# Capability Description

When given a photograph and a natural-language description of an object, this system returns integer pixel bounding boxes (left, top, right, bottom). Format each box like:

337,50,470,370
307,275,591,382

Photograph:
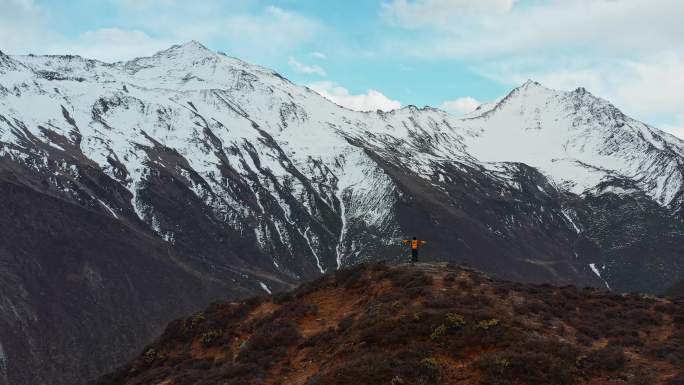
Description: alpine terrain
98,262,684,385
0,41,683,384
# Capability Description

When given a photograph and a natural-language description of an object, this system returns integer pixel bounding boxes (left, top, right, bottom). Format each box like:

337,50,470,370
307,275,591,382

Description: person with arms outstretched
402,236,427,263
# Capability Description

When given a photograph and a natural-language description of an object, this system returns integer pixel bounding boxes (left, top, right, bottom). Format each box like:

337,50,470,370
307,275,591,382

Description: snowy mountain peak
520,79,545,89
0,50,10,68
461,80,684,205
515,80,555,96
3,41,684,385
126,40,219,69
153,40,215,59
573,86,588,95
0,50,27,73
465,80,555,119
115,41,290,92
493,80,610,116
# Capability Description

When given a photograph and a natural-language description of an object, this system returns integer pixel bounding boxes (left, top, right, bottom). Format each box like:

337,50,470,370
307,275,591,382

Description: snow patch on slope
589,263,611,290
259,281,272,295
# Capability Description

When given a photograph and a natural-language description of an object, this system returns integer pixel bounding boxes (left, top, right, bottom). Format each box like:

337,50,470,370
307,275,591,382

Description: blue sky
2,0,683,137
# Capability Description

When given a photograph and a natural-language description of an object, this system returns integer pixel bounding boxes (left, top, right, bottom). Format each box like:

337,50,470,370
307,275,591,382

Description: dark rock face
0,157,294,385
667,279,684,298
363,153,603,287
574,186,684,294
0,43,683,384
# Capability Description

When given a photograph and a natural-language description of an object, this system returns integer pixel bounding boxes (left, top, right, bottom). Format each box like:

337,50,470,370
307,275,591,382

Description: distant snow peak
142,40,218,65
521,79,543,88
460,79,684,205
0,51,19,71
161,40,213,55
574,86,588,95
2,40,684,274
3,41,684,385
515,80,553,96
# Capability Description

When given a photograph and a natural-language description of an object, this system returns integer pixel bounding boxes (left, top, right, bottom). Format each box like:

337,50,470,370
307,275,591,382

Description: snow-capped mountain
462,81,684,205
1,42,683,385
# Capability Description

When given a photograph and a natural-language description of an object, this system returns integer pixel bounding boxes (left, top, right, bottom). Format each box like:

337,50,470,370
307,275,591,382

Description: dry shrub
580,345,627,371
477,338,580,385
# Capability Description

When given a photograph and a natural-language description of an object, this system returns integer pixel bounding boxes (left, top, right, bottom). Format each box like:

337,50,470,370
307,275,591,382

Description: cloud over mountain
308,81,402,112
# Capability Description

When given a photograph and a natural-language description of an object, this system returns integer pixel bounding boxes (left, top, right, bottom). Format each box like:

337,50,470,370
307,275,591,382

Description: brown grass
97,263,684,385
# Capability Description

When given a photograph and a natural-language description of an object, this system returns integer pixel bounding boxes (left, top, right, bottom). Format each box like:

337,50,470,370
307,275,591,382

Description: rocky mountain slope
667,280,684,298
97,262,684,385
1,41,684,384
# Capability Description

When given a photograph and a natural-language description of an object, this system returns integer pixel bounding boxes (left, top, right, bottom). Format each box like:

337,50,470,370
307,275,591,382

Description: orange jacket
403,239,427,250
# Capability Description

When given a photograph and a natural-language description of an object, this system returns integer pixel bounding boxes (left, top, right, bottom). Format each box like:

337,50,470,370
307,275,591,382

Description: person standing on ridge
403,236,427,263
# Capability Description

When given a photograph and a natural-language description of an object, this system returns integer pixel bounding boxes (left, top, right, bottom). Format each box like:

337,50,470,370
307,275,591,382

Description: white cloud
381,0,684,132
63,28,173,62
660,120,684,140
615,55,684,116
308,81,401,112
0,0,52,54
174,6,323,56
1,0,681,134
382,0,516,28
113,5,322,60
384,0,684,58
110,0,177,11
310,52,327,60
288,56,327,76
0,2,322,62
478,53,684,128
441,97,481,115
115,4,324,60
0,0,173,61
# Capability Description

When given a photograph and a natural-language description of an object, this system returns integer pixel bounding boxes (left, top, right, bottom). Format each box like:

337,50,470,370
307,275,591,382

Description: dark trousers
411,248,418,263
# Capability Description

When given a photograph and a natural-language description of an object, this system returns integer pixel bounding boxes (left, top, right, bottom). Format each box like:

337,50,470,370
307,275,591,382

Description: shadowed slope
98,263,684,385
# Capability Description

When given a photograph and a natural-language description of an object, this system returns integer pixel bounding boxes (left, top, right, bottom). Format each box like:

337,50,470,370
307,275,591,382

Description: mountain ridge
96,262,684,385
1,42,683,385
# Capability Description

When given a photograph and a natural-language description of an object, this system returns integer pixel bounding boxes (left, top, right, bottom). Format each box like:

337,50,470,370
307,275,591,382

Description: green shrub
446,313,466,328
143,348,160,364
476,319,500,330
421,357,439,371
200,329,223,347
430,324,447,341
190,311,205,328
